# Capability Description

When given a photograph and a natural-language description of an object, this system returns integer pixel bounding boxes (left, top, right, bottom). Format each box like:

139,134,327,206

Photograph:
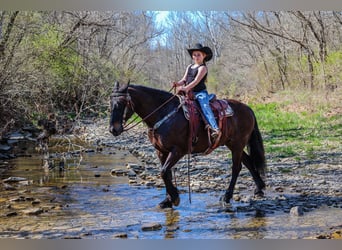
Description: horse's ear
114,81,120,92
123,79,130,93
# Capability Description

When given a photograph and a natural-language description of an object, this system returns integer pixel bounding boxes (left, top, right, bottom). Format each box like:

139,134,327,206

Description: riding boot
206,125,221,141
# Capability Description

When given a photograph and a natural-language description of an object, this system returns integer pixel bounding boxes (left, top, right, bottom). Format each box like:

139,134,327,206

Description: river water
0,141,341,239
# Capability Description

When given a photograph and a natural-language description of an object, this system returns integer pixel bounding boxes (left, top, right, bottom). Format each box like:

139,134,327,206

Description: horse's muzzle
109,122,123,136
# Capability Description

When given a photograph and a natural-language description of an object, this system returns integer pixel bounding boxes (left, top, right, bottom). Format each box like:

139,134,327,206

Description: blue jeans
194,90,219,130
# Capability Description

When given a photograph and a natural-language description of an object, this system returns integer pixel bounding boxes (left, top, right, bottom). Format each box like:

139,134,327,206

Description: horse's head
109,80,134,136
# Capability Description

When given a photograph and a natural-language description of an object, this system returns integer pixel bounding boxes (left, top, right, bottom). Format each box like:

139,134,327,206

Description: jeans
194,90,219,130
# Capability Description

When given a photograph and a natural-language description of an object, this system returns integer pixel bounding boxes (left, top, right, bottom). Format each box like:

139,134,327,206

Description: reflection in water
229,214,268,239
164,209,180,239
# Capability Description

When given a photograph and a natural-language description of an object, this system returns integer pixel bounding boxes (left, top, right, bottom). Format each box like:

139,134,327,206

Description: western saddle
178,92,234,154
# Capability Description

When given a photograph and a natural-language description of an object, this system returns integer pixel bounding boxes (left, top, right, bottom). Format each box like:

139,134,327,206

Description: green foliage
31,24,84,83
250,102,341,160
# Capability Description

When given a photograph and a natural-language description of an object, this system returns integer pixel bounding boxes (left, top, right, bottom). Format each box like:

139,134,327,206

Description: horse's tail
248,115,266,177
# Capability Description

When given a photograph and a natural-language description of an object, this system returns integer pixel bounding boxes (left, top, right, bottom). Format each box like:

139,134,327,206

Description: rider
173,43,220,139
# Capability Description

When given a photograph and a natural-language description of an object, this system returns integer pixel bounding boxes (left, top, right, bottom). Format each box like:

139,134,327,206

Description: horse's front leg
157,149,183,209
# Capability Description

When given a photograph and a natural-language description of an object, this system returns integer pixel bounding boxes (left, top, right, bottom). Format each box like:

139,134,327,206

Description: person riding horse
173,43,220,140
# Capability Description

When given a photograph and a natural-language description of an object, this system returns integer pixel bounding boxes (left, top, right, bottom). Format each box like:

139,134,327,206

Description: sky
154,11,170,28
150,11,170,47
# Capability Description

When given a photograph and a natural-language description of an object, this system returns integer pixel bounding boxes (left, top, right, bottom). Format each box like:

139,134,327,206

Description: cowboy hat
187,43,213,62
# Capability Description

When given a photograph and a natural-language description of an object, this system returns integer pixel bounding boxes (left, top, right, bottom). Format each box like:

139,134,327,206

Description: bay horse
109,81,266,209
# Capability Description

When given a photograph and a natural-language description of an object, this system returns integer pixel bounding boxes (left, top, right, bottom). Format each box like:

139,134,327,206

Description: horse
109,81,266,209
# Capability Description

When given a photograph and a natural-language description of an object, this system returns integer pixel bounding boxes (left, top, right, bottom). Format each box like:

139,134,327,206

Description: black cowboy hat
187,43,213,62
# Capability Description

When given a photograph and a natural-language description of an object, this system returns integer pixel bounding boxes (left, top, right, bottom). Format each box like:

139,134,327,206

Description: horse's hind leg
242,151,266,197
157,149,183,208
223,150,243,203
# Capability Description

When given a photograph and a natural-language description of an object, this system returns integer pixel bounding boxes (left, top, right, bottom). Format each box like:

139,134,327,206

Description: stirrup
211,129,221,141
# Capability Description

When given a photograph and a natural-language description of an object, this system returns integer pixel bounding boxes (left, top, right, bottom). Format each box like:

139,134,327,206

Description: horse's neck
128,87,172,128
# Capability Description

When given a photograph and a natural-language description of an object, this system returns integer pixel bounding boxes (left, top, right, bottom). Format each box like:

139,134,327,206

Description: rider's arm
181,65,207,93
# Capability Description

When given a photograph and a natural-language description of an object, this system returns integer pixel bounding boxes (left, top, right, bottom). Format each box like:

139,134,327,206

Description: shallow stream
0,140,341,239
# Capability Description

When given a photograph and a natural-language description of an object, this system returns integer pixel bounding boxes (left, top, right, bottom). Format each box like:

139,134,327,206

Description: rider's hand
176,85,188,94
172,82,178,88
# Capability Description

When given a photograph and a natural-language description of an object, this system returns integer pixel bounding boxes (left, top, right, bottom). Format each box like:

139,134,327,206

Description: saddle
178,93,234,154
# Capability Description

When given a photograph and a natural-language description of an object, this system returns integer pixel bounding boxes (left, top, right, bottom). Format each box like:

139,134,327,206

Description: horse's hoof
220,195,231,205
172,196,180,207
158,199,173,209
254,189,264,198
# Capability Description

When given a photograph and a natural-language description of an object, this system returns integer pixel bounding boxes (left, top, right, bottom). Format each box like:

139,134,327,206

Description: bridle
111,86,177,132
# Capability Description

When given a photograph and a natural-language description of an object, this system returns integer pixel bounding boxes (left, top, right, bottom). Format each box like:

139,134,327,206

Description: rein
123,86,176,132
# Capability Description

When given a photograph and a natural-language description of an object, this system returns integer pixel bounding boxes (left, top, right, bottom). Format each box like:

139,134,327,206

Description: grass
249,92,342,161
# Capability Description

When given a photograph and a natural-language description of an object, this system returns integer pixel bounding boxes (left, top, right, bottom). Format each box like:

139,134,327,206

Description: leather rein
114,86,177,132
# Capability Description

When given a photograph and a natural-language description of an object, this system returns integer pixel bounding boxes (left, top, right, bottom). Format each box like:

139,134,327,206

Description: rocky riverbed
0,118,341,239
83,118,342,238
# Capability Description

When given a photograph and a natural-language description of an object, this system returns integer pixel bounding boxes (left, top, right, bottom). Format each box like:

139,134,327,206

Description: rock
63,236,82,239
23,208,44,216
233,194,241,201
145,181,155,187
3,176,27,183
8,132,25,140
166,225,180,232
275,186,284,192
127,170,137,179
0,153,11,159
31,199,41,205
141,222,162,231
113,233,128,238
126,163,144,173
0,144,12,152
290,206,304,216
10,196,26,202
241,195,252,203
111,169,127,176
129,180,137,185
6,211,18,217
3,183,16,190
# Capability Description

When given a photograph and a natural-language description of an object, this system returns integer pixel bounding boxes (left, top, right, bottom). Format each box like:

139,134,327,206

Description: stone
3,176,27,183
23,208,44,216
290,206,304,216
111,169,128,176
275,186,284,192
3,183,16,190
63,236,82,239
8,132,25,140
6,211,18,217
233,194,241,201
10,196,26,202
0,144,12,152
127,170,137,179
31,199,41,205
141,222,162,231
113,233,128,238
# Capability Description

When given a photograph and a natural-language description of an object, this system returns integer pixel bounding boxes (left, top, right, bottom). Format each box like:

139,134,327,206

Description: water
0,142,341,239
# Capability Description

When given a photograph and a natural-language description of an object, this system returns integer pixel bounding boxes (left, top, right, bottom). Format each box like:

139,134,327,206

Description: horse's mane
129,84,173,102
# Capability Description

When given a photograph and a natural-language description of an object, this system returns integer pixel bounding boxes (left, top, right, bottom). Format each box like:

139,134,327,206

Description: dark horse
109,82,266,209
